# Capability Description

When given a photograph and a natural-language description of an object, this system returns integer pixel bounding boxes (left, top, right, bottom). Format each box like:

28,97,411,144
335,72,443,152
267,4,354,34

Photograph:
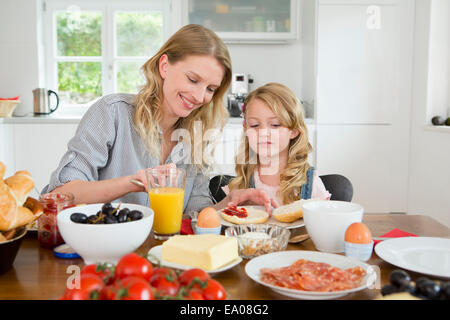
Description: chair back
209,174,353,203
319,174,353,202
209,175,235,203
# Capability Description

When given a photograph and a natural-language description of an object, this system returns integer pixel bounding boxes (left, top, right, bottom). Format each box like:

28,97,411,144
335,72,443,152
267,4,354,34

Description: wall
408,0,450,227
0,0,41,116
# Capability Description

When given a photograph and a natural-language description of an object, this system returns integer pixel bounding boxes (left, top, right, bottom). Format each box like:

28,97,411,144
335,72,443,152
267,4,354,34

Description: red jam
223,205,248,218
38,193,74,249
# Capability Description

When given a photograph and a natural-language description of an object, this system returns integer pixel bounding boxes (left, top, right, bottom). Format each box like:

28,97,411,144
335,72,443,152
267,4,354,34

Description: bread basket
0,100,20,117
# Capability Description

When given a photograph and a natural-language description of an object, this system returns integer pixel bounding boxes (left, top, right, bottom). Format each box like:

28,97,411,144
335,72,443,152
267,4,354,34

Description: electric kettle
33,88,60,114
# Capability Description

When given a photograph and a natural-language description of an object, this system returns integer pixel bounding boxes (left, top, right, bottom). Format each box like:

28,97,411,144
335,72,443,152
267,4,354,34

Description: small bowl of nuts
224,224,290,259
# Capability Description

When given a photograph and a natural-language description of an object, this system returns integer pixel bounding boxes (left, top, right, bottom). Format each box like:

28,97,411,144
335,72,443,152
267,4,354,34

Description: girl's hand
133,163,177,192
227,189,279,214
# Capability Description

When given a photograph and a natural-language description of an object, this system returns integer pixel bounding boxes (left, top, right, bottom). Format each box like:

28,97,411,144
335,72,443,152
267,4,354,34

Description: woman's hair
133,24,232,171
228,82,312,205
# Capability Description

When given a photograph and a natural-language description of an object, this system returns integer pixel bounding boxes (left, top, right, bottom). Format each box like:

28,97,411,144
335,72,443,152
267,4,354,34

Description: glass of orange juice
146,167,186,240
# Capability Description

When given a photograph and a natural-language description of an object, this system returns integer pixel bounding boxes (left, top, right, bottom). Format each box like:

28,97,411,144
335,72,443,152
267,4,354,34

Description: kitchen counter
1,214,448,300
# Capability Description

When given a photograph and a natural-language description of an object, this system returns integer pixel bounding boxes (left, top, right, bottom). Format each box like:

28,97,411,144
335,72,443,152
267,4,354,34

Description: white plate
220,206,305,230
375,237,450,279
245,251,377,300
147,245,242,274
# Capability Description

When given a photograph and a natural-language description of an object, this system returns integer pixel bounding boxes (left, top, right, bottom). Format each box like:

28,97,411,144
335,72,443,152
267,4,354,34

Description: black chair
209,175,234,204
209,174,353,203
319,174,353,202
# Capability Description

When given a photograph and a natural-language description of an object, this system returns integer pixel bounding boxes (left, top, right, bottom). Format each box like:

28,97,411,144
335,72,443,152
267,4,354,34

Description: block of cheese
161,234,238,270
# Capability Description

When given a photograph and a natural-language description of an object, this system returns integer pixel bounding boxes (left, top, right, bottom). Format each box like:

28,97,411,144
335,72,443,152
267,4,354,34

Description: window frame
42,0,172,110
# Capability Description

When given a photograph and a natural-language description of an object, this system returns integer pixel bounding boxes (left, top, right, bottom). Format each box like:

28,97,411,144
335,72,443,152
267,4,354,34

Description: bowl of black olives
57,203,154,265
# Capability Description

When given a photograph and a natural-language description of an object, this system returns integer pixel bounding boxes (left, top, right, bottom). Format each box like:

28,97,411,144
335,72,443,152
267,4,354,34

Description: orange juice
148,187,185,235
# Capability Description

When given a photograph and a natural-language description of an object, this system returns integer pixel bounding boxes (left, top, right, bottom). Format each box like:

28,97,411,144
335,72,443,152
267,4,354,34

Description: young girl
225,82,331,207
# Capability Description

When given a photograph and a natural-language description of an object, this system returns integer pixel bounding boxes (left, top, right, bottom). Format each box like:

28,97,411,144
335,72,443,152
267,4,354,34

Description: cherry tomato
115,253,152,281
81,263,114,284
202,278,226,300
183,288,205,300
62,273,104,300
150,267,178,285
151,273,180,297
179,268,210,288
102,276,154,300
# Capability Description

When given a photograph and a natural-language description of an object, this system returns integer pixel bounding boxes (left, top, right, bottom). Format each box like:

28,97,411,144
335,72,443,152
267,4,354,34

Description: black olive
117,208,130,218
102,202,113,213
399,282,416,295
381,284,399,296
439,282,450,300
118,210,129,223
70,213,88,224
128,210,143,221
416,278,440,300
389,270,411,288
105,215,118,224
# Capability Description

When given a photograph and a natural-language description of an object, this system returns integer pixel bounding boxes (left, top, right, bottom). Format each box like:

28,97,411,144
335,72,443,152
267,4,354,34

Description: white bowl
57,203,154,264
302,201,364,253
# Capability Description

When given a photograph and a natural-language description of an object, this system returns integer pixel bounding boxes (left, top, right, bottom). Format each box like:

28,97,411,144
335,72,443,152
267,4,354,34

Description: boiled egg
344,222,372,244
197,207,221,228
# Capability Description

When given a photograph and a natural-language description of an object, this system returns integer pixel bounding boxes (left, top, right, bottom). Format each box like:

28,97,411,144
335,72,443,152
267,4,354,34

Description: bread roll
0,162,41,231
0,161,5,180
272,200,305,223
220,206,269,225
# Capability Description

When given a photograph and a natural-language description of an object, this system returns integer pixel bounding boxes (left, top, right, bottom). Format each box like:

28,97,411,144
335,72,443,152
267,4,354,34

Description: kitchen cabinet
9,123,78,194
0,123,15,178
182,0,299,42
313,0,415,213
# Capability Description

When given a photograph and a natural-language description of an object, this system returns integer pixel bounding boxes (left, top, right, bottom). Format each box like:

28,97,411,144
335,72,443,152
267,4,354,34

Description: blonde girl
226,82,331,207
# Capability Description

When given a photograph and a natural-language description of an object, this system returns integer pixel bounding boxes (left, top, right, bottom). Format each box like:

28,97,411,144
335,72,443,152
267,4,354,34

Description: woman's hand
225,189,279,214
132,163,177,192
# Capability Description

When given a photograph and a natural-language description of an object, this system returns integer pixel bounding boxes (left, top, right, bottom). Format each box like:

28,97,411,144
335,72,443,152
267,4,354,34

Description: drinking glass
146,167,186,240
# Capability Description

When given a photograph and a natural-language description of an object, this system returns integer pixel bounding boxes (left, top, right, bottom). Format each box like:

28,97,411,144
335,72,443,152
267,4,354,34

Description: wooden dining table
1,214,449,300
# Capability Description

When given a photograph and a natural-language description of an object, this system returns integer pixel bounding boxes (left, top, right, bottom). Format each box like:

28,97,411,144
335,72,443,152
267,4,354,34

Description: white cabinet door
316,0,399,124
315,0,415,213
316,124,408,213
13,124,78,193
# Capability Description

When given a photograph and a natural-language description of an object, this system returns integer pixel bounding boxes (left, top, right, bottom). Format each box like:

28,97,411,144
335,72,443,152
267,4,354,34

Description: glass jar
38,193,74,249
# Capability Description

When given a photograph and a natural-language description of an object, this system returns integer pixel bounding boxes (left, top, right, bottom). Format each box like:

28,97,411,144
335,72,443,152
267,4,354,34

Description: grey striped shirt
42,93,214,213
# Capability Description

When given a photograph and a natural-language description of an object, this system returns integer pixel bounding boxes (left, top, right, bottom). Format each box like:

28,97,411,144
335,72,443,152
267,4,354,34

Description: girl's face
245,98,298,161
159,54,225,120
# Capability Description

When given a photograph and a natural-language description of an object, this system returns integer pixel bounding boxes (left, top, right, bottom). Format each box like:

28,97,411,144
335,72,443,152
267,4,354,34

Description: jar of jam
38,192,74,249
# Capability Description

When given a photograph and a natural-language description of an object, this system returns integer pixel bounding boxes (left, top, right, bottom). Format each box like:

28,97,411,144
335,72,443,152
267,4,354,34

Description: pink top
222,169,331,205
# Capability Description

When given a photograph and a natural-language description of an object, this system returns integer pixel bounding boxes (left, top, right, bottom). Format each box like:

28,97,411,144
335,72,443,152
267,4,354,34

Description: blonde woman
224,82,331,208
44,24,274,213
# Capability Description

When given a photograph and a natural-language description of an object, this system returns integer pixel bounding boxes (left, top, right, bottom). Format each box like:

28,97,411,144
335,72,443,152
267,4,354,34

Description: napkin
181,218,194,235
373,228,418,246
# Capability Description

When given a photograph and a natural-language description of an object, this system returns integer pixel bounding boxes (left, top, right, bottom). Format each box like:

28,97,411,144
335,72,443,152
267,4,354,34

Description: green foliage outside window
56,11,163,104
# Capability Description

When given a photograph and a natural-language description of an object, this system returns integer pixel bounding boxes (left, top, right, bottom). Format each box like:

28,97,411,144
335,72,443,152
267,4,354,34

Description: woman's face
159,54,225,120
245,99,298,161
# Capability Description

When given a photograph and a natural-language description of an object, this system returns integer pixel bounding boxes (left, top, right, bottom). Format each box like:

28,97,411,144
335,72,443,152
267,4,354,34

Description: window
43,0,171,108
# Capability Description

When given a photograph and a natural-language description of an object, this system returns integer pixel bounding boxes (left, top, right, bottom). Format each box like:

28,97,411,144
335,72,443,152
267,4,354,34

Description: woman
43,24,277,213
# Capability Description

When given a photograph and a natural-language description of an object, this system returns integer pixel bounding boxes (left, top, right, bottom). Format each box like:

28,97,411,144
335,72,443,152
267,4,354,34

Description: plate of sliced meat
245,250,377,299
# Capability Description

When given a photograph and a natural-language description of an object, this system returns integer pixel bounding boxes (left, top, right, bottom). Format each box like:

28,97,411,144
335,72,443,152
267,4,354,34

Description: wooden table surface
1,214,449,300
